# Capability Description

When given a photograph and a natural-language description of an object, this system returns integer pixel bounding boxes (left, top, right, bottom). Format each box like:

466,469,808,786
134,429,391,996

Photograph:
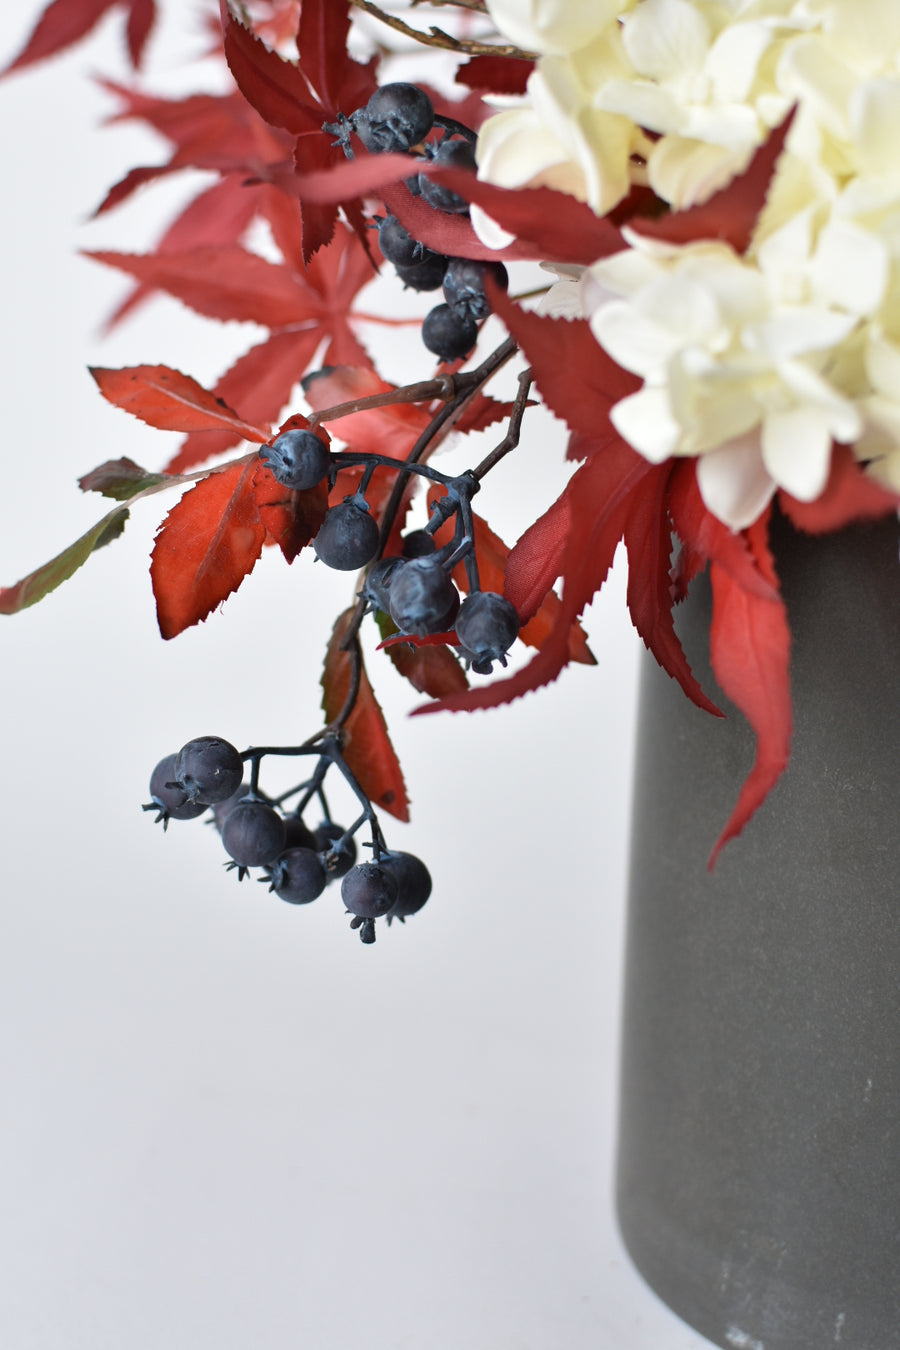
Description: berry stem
472,368,533,481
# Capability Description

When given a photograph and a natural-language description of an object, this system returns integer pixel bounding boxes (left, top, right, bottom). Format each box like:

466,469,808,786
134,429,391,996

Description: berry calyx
443,258,508,322
144,754,208,827
314,822,357,878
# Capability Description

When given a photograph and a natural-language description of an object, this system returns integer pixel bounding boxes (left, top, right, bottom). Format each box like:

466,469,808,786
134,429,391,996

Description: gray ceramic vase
617,510,900,1350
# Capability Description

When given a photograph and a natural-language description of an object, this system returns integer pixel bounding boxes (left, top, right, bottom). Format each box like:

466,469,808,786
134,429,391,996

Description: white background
0,5,713,1347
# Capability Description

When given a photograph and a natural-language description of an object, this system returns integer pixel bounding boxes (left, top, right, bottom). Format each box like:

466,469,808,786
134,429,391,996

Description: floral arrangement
3,0,898,932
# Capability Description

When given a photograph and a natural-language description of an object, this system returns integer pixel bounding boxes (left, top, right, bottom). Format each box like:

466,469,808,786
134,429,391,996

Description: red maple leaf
150,459,268,639
322,610,410,821
629,110,795,255
707,509,792,866
88,223,376,472
456,54,533,96
1,0,156,75
90,364,270,441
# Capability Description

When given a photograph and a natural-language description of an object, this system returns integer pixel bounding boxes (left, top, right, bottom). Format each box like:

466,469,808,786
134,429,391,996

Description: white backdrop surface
0,7,714,1348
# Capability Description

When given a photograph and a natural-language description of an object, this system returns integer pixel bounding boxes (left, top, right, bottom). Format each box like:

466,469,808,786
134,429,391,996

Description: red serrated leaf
165,329,323,473
453,395,516,435
622,466,721,716
778,445,900,533
456,54,533,95
667,460,777,600
1,0,156,75
415,448,646,716
150,459,267,639
293,133,338,262
303,367,431,456
251,460,328,562
322,610,410,821
488,287,641,440
629,110,795,255
378,617,469,698
87,245,324,327
219,0,321,134
296,0,376,118
707,509,792,867
90,364,270,440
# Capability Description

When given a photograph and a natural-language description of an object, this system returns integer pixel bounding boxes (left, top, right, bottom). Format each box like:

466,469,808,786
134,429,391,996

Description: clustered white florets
479,0,900,527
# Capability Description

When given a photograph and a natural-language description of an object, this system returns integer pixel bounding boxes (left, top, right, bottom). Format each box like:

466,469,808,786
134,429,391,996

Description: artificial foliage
3,0,899,938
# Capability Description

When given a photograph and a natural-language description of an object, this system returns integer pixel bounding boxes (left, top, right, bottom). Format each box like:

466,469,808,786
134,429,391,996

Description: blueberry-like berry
421,303,478,362
419,138,477,214
402,530,436,558
144,754,209,827
388,557,459,634
443,258,509,322
394,252,448,292
173,736,244,804
265,847,328,905
314,494,380,570
455,591,521,672
377,214,426,268
221,798,286,872
259,427,330,492
363,555,405,615
382,851,433,923
282,812,319,852
314,821,358,878
354,83,434,154
341,862,399,918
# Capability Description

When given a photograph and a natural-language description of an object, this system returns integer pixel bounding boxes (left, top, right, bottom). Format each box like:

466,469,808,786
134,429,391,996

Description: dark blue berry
173,737,243,804
455,591,520,671
382,851,432,923
443,258,508,321
314,822,358,879
394,253,448,292
419,138,476,214
222,799,286,871
421,303,478,361
144,754,208,827
341,862,398,918
265,847,327,905
258,428,330,491
354,83,434,154
388,558,459,634
314,495,380,570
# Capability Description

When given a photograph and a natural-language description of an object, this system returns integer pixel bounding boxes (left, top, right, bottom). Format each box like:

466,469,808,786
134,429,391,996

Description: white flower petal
696,433,776,530
742,306,857,360
537,279,585,318
808,219,888,316
761,407,833,500
622,0,710,82
610,387,682,461
486,0,623,56
590,299,682,380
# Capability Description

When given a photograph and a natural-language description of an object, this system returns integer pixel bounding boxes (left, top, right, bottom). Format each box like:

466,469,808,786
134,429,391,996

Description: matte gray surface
618,512,900,1349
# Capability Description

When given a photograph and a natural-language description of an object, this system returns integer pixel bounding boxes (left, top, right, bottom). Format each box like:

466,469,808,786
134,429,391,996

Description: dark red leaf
321,610,410,821
622,466,721,715
1,0,156,75
375,612,469,698
296,0,376,118
150,459,267,639
778,445,900,533
165,329,323,473
629,110,795,255
707,509,792,866
456,55,533,96
86,245,325,327
219,0,321,134
251,460,328,562
487,286,640,439
667,460,777,600
293,133,338,262
90,364,270,440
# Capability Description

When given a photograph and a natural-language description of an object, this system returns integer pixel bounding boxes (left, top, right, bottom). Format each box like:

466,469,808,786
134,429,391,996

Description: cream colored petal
649,136,752,208
696,433,776,530
808,219,888,316
485,0,625,55
610,386,682,460
760,406,833,499
741,306,857,360
621,0,710,81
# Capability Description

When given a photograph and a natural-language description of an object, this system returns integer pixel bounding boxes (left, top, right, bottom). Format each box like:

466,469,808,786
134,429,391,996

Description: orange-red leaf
707,511,792,867
150,460,266,639
251,461,328,562
91,364,270,440
321,610,409,821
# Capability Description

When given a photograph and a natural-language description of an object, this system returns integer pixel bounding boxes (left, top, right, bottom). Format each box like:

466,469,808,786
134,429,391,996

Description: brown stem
471,367,533,480
348,0,536,58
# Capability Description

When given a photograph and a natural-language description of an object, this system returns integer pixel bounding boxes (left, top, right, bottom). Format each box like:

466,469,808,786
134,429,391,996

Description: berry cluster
325,82,508,360
144,735,431,944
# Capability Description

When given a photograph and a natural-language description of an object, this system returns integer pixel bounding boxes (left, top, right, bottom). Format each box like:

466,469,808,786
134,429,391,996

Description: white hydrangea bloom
478,0,900,521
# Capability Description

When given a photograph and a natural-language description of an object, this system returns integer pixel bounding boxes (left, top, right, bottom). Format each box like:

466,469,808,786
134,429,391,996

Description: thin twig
472,368,533,480
348,0,536,58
